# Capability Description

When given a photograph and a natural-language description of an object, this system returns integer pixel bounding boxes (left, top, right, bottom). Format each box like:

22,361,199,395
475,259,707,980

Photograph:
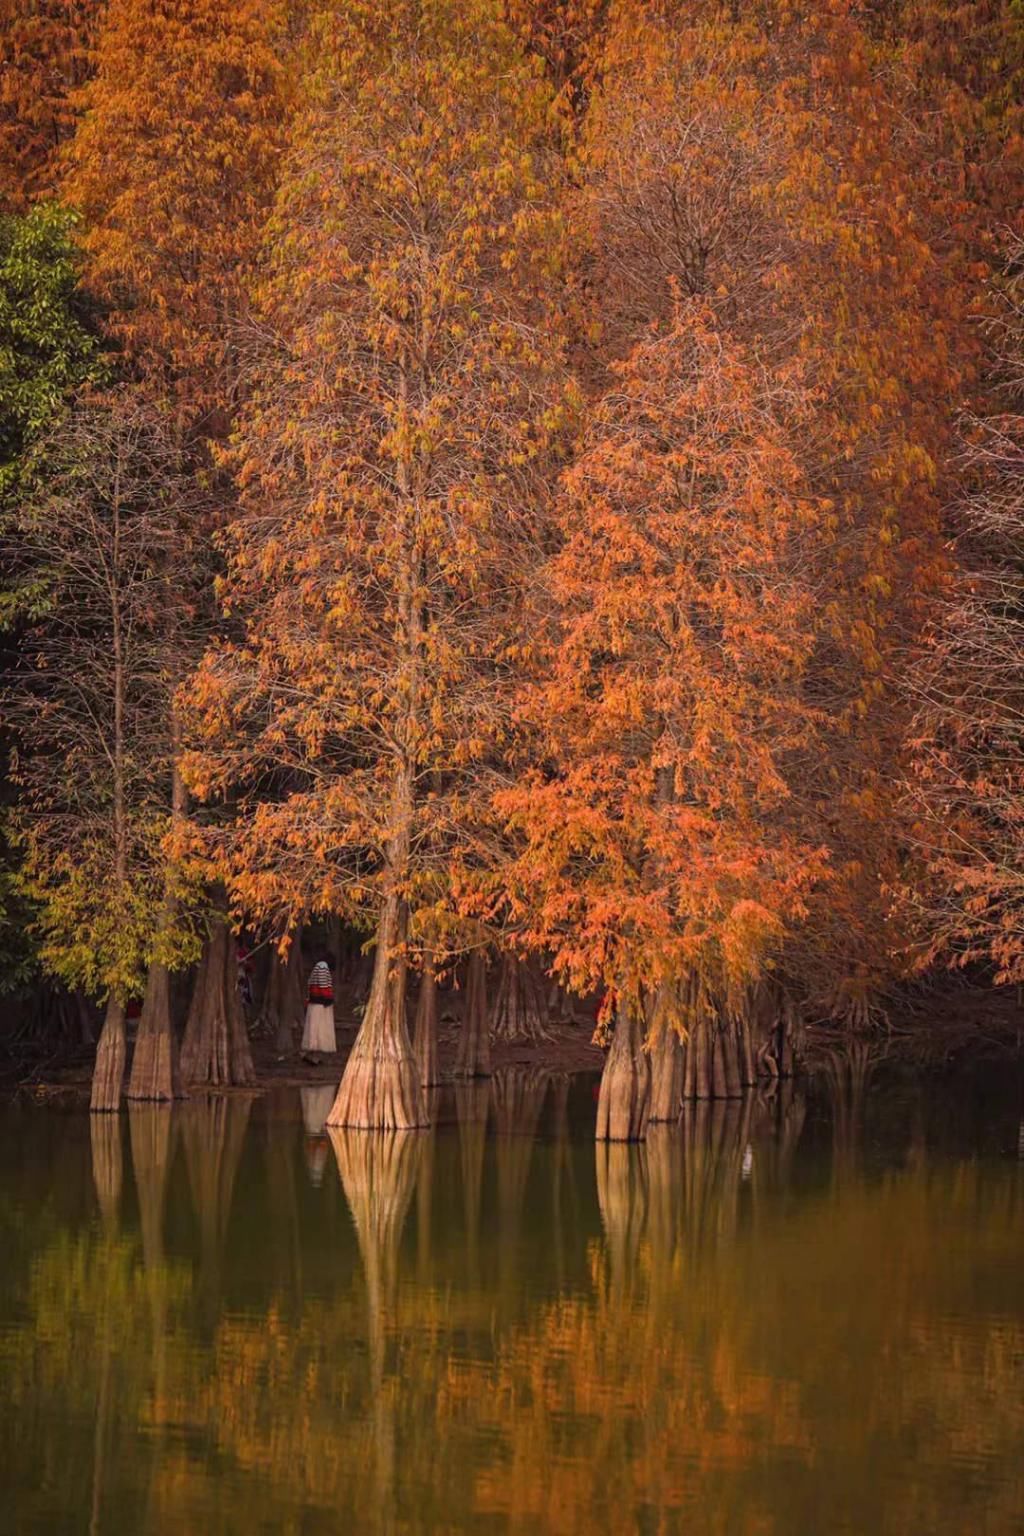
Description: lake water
1,1061,1022,1534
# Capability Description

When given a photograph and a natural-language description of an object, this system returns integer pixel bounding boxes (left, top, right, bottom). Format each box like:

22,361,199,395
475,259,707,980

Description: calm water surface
1,1063,1022,1535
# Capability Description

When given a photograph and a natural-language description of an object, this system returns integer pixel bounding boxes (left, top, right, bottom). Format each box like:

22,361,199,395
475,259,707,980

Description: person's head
318,953,333,970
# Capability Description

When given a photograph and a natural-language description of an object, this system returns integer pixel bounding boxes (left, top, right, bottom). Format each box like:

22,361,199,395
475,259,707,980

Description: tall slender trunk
92,469,128,1112
648,983,684,1122
413,952,440,1087
263,931,304,1055
329,359,427,1131
127,737,186,1102
455,947,491,1077
722,1019,744,1098
695,1012,712,1099
614,760,672,1137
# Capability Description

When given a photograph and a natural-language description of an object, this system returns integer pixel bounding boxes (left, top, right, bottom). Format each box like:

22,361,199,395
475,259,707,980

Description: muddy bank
7,978,1022,1105
14,1016,605,1101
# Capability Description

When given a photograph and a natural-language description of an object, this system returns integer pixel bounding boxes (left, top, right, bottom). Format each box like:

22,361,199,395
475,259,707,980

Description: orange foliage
182,0,571,960
499,309,827,1007
545,0,970,1018
4,0,1017,1043
0,0,97,205
901,237,1024,982
61,0,293,416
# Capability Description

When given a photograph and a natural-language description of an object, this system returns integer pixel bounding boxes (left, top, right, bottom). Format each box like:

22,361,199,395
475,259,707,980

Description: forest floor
4,976,1022,1102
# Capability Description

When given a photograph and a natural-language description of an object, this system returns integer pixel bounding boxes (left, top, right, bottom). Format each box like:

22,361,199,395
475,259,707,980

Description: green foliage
0,204,101,998
15,829,162,1001
0,203,100,497
0,819,40,997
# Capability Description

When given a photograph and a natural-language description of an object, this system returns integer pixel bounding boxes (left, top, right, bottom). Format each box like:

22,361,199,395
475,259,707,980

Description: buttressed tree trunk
489,953,553,1044
180,917,255,1088
596,994,651,1142
128,749,187,1102
454,948,491,1078
126,960,183,1101
647,984,684,1123
90,996,127,1113
413,955,440,1088
327,890,426,1130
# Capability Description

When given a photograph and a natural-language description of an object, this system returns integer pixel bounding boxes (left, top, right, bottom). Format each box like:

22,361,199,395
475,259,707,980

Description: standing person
302,955,337,1053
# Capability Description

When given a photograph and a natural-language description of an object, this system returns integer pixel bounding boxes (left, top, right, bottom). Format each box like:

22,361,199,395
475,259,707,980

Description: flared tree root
489,953,553,1044
647,983,685,1122
180,918,255,1088
90,996,127,1113
596,997,650,1141
127,962,184,1102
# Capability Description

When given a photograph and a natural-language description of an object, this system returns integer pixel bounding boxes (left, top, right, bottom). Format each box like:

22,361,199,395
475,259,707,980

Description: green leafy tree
0,202,98,502
0,202,99,1022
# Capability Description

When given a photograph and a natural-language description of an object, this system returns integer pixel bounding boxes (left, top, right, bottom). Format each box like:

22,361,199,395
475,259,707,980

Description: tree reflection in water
0,1073,1021,1535
330,1126,426,1536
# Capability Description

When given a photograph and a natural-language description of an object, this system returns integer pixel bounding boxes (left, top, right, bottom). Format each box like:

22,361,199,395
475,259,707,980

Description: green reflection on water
0,1067,1021,1535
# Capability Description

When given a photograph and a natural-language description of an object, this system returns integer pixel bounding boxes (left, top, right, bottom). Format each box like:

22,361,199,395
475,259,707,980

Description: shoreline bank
5,979,1021,1105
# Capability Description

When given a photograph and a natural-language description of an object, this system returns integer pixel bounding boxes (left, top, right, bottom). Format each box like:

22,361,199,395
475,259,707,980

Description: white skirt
301,1001,337,1053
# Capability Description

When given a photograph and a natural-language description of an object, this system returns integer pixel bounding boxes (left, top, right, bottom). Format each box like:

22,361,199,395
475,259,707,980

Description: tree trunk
489,954,553,1044
722,1021,744,1098
126,961,183,1101
180,918,255,1087
262,933,304,1055
711,1022,728,1099
128,727,188,1102
413,956,440,1087
647,986,684,1123
90,996,126,1113
75,989,96,1046
327,892,425,1130
691,1010,712,1101
454,948,491,1077
596,994,650,1142
739,1009,756,1087
547,978,574,1023
329,914,345,984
